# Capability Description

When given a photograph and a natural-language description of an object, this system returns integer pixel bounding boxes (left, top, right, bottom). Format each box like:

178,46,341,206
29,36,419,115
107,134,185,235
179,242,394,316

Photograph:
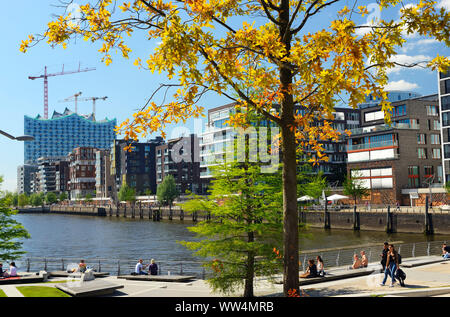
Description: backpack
397,253,402,265
396,268,406,280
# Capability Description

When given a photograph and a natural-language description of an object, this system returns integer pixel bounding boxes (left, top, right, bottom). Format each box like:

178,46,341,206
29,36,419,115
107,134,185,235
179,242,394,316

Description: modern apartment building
297,107,360,184
112,137,164,195
17,164,39,194
68,147,97,199
24,108,116,165
95,149,114,198
199,103,237,181
156,134,205,194
347,92,442,204
439,69,450,183
199,103,359,185
37,156,67,193
55,160,70,194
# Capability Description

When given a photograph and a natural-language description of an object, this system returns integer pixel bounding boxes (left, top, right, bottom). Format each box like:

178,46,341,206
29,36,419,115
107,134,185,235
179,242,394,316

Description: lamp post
0,129,34,141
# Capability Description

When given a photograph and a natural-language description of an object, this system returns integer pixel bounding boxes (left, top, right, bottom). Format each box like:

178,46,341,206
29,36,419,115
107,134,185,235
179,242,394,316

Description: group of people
300,256,325,278
380,241,405,287
135,259,158,276
349,251,369,269
0,262,18,278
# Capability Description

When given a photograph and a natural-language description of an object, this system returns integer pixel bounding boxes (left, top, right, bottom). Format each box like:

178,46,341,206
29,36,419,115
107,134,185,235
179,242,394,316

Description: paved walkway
1,259,449,297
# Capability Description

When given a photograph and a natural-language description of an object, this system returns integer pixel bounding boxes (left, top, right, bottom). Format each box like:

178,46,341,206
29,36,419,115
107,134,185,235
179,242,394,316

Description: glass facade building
24,108,116,165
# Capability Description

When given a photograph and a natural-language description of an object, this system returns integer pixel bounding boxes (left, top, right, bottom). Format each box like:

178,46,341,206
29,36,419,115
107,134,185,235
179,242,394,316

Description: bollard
62,258,65,271
202,267,206,280
117,261,121,276
336,251,340,267
412,243,416,258
27,258,30,272
44,258,47,271
99,260,102,273
180,263,183,275
427,243,430,256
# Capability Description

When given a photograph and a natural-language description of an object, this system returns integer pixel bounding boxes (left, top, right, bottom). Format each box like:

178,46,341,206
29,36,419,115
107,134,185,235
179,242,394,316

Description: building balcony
348,123,419,136
347,140,398,151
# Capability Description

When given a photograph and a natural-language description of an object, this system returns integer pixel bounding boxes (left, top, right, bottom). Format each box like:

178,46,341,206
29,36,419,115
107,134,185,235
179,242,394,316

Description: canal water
11,214,450,275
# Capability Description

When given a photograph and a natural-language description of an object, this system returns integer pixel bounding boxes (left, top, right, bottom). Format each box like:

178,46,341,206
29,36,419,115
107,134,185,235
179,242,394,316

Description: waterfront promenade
1,259,449,297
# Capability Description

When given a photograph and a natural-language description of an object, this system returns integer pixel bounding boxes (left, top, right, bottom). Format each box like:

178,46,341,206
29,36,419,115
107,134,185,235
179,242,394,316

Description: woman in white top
4,262,18,277
316,256,325,276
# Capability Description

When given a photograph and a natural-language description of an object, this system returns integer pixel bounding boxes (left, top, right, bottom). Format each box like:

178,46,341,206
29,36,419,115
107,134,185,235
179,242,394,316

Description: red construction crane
79,96,108,119
28,63,96,119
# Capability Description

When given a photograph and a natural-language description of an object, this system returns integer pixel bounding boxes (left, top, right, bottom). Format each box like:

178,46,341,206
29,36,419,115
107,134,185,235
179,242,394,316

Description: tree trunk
281,124,299,295
244,231,255,297
278,0,299,296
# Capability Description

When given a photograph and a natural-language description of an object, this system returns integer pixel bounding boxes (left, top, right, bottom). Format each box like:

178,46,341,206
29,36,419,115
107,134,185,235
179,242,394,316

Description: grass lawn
16,286,71,297
0,289,6,297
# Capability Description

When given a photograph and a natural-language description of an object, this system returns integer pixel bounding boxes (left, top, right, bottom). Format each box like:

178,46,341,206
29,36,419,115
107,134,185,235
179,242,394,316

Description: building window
432,148,441,159
408,166,420,188
445,144,450,159
392,105,406,117
438,165,443,183
426,105,438,116
410,119,420,129
442,96,450,111
417,134,426,145
424,166,434,179
430,134,440,145
428,119,440,130
418,148,427,159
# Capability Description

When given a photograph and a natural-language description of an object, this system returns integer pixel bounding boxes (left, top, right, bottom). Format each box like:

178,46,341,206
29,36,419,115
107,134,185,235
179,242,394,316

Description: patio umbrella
297,195,315,202
326,194,349,201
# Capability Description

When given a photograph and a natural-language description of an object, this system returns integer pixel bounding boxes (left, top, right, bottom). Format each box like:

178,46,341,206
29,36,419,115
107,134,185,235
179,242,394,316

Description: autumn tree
22,0,450,294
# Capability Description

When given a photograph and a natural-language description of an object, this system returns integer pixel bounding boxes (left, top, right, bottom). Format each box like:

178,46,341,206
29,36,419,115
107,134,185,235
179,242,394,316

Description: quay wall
17,206,450,234
301,211,450,235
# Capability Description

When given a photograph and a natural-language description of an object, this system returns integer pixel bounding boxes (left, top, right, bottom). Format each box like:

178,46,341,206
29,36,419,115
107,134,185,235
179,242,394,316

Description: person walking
380,244,399,287
380,242,389,272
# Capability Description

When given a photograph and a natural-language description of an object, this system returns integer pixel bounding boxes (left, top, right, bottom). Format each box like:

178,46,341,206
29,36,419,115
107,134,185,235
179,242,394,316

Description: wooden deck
117,274,196,282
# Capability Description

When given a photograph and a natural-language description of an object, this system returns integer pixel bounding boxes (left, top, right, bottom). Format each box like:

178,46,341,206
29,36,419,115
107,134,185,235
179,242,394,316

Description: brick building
347,92,442,205
68,147,97,199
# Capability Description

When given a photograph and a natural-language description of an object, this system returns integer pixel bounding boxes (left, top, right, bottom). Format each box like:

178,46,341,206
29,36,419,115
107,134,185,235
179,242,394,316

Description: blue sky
1,0,449,192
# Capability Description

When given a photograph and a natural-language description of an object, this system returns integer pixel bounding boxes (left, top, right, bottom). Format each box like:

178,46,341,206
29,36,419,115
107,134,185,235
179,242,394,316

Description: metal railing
9,241,448,278
297,240,447,272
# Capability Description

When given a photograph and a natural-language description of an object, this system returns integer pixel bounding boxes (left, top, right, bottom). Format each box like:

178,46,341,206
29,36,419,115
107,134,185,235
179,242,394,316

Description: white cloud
400,38,440,53
387,54,431,74
385,80,419,91
437,0,450,10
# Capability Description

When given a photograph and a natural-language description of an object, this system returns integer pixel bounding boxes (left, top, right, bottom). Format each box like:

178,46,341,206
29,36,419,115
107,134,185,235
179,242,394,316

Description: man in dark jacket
380,242,389,272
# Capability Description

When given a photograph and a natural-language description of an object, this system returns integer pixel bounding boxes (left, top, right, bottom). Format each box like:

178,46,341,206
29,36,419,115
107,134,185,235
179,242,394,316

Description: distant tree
85,193,93,203
18,193,29,207
45,192,58,205
30,193,43,207
306,172,330,201
59,192,68,202
0,176,30,260
118,183,136,205
343,171,370,206
145,189,152,196
156,175,179,211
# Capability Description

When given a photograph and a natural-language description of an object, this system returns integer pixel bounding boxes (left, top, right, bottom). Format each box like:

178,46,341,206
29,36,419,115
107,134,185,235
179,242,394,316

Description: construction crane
28,63,96,119
79,96,108,119
59,92,83,114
